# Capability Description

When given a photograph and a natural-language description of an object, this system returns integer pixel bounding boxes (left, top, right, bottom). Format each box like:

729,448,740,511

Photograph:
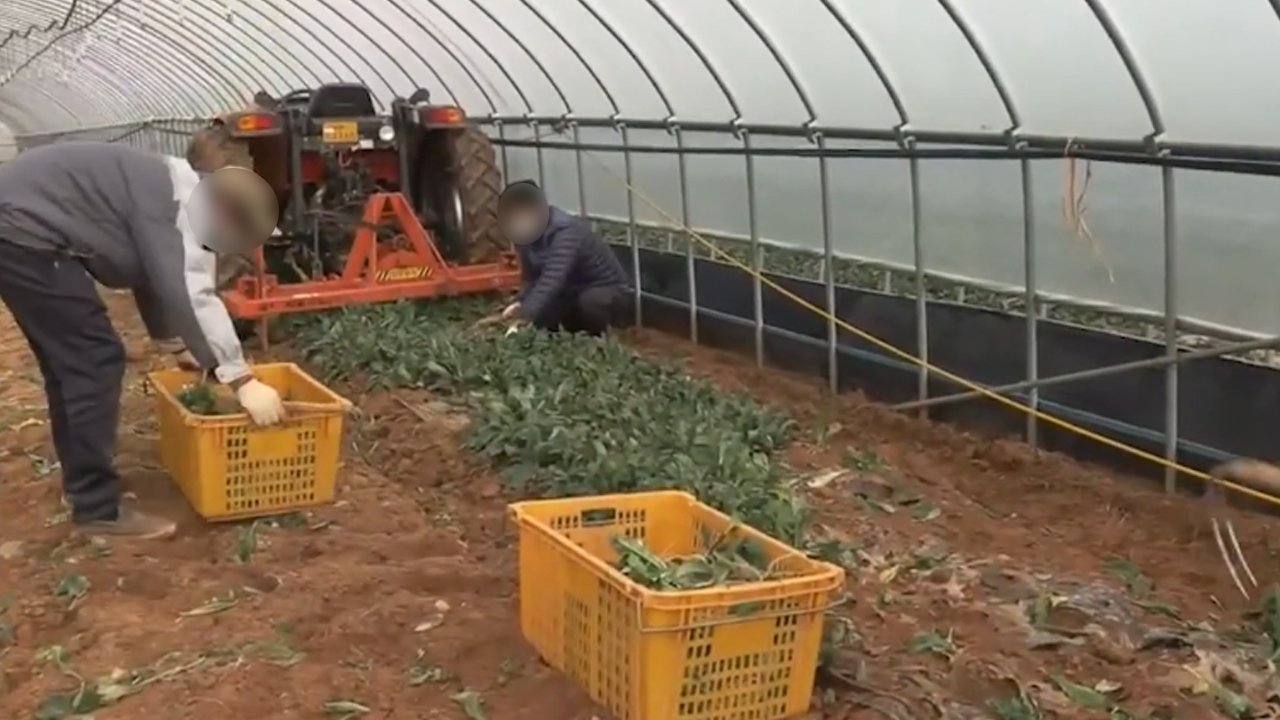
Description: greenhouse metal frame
4,0,1280,493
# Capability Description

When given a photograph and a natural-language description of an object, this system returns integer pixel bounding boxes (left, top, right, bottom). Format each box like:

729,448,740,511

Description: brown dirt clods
0,295,1276,720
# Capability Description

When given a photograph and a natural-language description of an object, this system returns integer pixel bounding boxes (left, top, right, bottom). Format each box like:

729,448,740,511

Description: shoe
74,506,177,540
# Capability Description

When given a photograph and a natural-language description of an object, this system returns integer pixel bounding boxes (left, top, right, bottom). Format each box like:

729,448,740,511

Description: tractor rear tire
451,127,507,264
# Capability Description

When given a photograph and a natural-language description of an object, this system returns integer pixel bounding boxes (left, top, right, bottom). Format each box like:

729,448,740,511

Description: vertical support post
674,127,698,344
1162,162,1179,493
817,133,837,393
532,120,546,189
907,148,928,413
621,124,641,327
1020,155,1040,447
573,123,588,218
743,131,763,367
497,122,509,185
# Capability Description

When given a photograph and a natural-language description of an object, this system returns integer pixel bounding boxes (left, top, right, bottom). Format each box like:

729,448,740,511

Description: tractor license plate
321,121,358,144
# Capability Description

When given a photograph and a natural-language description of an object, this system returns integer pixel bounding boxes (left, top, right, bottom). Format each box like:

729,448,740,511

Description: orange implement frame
221,191,520,320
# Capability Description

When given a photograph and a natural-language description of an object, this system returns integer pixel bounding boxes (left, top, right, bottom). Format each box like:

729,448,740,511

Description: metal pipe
456,0,572,114
934,0,1023,132
497,123,509,185
723,0,817,122
573,123,587,217
892,334,1280,412
382,0,498,113
514,0,619,116
473,115,1280,163
635,0,741,119
817,133,836,393
1162,163,1179,493
909,150,927,412
743,131,763,367
636,290,1239,465
571,0,675,118
1021,155,1039,446
532,120,546,189
1080,0,1166,140
479,135,1280,177
585,217,1269,344
816,0,910,127
420,0,533,113
674,126,697,343
621,124,640,327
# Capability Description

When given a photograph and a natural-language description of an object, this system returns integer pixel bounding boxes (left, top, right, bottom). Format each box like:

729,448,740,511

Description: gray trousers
531,284,629,336
0,240,124,522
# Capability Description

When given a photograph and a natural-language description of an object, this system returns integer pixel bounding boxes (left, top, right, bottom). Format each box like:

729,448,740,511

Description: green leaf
905,630,955,659
911,502,941,521
324,700,370,719
53,574,89,601
289,300,806,556
1049,674,1115,710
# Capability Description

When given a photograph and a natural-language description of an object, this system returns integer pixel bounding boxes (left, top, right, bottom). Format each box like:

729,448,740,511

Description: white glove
235,379,286,426
500,301,521,320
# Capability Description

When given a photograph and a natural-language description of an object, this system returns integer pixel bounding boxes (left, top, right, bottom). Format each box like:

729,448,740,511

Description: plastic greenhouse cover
3,0,1280,332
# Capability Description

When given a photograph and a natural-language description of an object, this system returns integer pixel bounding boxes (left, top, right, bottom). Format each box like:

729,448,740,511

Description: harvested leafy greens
175,383,237,416
612,531,785,591
289,298,813,547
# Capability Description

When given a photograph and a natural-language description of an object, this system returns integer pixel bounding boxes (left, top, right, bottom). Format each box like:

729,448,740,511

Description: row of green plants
287,298,813,548
593,219,1261,353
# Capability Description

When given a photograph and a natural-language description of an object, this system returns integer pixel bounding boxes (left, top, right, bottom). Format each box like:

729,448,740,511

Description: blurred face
199,193,253,254
498,183,549,246
188,167,278,255
502,207,547,245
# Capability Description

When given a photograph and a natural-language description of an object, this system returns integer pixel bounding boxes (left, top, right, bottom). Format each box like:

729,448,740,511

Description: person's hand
500,301,521,320
235,379,287,426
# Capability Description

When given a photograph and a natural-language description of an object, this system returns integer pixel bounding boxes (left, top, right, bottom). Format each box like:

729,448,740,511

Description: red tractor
205,82,520,325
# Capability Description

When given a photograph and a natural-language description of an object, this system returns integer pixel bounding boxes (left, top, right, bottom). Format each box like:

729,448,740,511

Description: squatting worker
0,140,287,539
498,180,630,335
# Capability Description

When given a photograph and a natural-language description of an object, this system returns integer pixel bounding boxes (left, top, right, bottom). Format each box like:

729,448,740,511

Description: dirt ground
626,331,1280,720
0,294,1276,720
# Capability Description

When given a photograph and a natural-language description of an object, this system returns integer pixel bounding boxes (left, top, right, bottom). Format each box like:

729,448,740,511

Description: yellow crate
508,490,845,720
149,363,350,521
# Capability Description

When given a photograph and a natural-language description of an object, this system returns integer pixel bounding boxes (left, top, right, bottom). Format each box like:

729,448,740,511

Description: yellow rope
577,147,1278,507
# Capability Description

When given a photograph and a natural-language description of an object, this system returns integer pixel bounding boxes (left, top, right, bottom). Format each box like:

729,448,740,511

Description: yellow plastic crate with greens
509,490,845,720
149,363,350,520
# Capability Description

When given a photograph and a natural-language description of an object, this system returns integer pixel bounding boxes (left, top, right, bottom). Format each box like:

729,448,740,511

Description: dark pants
531,285,628,336
0,240,124,522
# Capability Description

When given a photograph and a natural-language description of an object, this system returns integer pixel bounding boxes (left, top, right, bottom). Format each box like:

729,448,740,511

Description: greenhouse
1,1,1279,719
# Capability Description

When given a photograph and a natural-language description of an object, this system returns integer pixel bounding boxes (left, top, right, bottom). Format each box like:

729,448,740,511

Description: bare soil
0,292,595,720
0,296,1273,720
622,328,1280,720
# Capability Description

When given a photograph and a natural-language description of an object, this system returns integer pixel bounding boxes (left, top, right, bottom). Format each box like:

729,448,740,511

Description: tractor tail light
228,112,280,135
420,105,465,125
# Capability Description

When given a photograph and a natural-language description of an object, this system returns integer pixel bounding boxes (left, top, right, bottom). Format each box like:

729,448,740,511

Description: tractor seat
307,84,376,118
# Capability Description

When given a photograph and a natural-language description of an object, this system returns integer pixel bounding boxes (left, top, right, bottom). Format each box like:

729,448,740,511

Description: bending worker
0,139,286,539
496,180,630,335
